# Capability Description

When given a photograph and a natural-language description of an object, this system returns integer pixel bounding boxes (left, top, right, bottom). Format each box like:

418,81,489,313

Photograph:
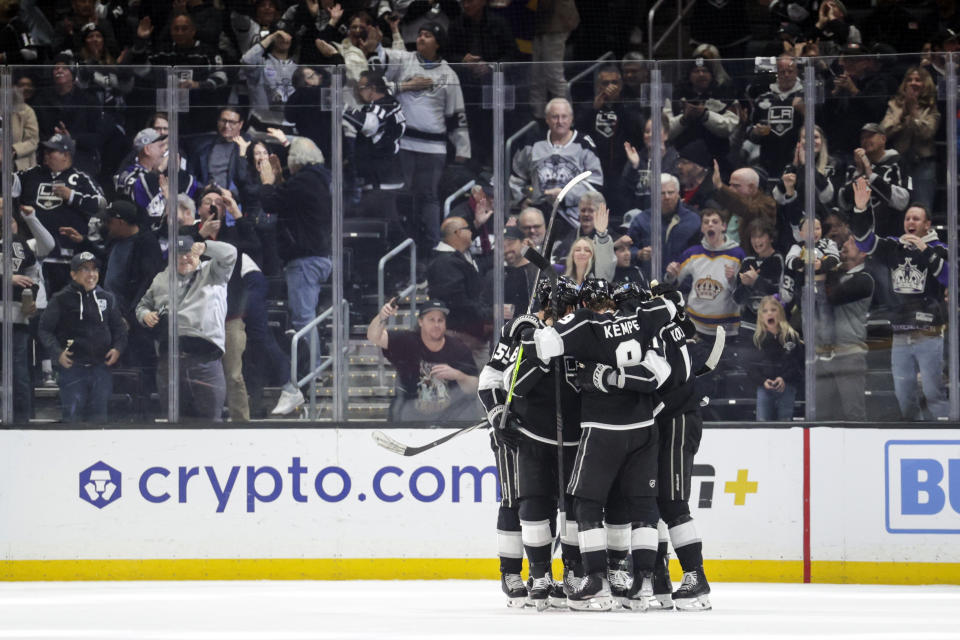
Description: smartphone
209,204,219,220
388,296,399,309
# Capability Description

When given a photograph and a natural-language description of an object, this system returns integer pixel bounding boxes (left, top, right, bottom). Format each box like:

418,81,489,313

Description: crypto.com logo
79,461,122,509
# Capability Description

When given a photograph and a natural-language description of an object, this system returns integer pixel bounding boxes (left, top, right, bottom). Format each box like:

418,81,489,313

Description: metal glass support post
650,66,664,283
331,68,346,422
803,62,817,422
946,53,959,421
166,68,181,424
1,69,14,425
492,68,505,335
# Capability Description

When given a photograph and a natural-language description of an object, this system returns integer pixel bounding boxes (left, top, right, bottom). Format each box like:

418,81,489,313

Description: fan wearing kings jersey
532,279,677,611
478,277,582,609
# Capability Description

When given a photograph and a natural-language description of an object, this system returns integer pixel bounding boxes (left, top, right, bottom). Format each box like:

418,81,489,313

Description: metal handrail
289,298,350,419
648,0,697,61
443,179,476,219
568,50,614,86
376,238,418,386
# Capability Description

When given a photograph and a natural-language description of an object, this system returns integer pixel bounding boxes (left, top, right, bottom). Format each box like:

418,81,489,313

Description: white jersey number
615,339,643,367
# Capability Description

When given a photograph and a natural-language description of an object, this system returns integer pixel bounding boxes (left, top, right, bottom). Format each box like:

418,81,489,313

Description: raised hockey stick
372,420,487,457
694,325,726,377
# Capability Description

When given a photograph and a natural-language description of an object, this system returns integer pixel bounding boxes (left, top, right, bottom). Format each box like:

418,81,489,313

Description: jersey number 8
615,338,643,367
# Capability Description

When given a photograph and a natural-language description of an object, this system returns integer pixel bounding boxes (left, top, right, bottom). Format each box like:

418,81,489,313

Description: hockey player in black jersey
532,279,677,611
479,276,583,610
598,281,713,611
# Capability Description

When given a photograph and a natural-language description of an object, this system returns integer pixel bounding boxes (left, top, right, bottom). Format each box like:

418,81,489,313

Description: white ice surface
0,581,958,640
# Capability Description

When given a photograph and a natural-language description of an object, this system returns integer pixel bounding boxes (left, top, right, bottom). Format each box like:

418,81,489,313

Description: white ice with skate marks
1,581,958,639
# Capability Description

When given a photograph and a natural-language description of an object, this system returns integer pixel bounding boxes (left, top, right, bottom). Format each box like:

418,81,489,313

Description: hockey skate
567,573,614,611
562,561,582,598
548,577,568,609
623,571,653,611
606,559,633,608
650,552,675,610
672,567,712,611
501,573,528,608
527,574,553,612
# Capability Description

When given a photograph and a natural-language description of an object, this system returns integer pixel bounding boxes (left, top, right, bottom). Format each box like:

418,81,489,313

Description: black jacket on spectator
822,73,898,159
34,86,105,177
77,228,163,322
0,15,42,64
17,164,106,257
286,86,332,160
619,145,681,212
38,281,127,365
668,80,738,174
577,102,634,212
184,133,260,215
745,331,804,391
261,163,332,261
427,248,488,340
733,252,788,331
446,6,517,64
749,80,804,178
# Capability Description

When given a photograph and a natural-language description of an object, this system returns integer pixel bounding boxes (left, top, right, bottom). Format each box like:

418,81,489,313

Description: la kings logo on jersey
892,257,926,294
536,156,580,193
767,105,794,136
35,183,65,210
694,275,723,300
594,109,618,139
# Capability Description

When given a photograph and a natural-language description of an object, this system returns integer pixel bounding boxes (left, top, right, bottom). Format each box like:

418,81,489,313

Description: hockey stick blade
372,421,486,457
695,326,725,377
523,246,554,274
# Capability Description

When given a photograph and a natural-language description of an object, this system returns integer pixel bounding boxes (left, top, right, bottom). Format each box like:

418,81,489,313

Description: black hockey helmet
613,281,650,306
579,278,615,309
534,277,554,309
554,276,580,310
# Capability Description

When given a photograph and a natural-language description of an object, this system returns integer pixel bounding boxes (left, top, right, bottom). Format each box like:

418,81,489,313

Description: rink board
0,426,958,584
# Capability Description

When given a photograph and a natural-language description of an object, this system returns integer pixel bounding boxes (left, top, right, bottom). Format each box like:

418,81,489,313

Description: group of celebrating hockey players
478,271,713,612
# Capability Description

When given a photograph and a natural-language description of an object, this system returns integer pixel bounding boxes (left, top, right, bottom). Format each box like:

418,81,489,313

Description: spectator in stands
10,85,38,172
143,0,223,51
517,207,547,250
784,216,841,299
691,43,733,89
923,27,960,85
619,52,648,104
381,22,471,258
34,53,105,178
626,173,700,279
447,0,517,167
510,98,604,244
240,28,299,112
222,0,283,67
673,139,717,212
838,123,910,239
619,113,679,212
612,234,647,286
17,133,107,299
813,0,862,51
748,55,805,178
189,185,263,422
0,203,54,423
880,66,940,211
342,69,406,239
137,236,236,422
746,295,803,422
76,21,133,102
733,219,789,340
561,200,615,284
241,140,283,277
814,231,874,421
496,226,538,320
447,183,498,273
823,44,897,159
577,64,633,211
260,137,332,416
39,251,127,423
427,216,489,362
279,0,350,67
130,13,228,135
665,58,739,175
851,179,948,421
710,161,777,252
773,126,839,211
53,0,119,58
183,107,260,215
553,191,616,266
285,66,330,156
367,298,480,422
0,2,41,65
314,11,403,90
664,207,745,338
529,0,579,118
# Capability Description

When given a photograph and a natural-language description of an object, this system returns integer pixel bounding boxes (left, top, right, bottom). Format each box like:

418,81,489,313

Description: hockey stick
694,325,726,377
372,420,487,457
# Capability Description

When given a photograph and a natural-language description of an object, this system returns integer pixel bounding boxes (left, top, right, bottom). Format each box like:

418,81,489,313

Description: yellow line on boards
1,559,958,584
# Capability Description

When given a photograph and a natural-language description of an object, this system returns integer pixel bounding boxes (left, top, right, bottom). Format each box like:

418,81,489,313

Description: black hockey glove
576,362,623,393
651,281,685,309
508,314,543,340
493,413,523,449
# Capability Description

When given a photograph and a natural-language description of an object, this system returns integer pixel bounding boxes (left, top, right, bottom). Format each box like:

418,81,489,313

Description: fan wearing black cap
16,132,107,300
838,123,910,239
38,251,128,423
52,0,120,57
379,21,471,255
366,298,479,422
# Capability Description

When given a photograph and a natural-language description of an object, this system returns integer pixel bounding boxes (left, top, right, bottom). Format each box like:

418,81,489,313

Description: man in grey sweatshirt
136,237,237,422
